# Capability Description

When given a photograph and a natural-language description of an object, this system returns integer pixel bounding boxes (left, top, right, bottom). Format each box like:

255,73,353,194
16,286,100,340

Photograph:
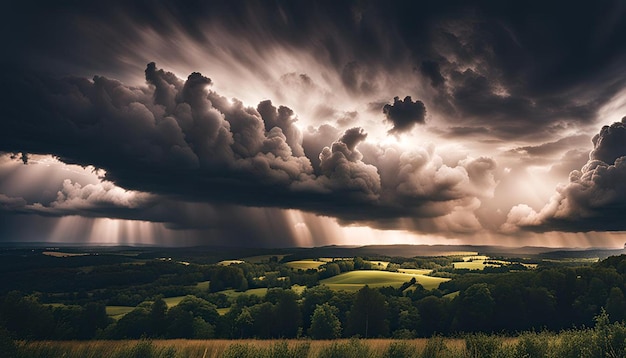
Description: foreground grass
12,317,626,358
13,338,463,358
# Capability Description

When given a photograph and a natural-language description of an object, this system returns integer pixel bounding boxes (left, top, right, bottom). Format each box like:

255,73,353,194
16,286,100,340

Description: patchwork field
452,256,538,270
285,260,324,270
368,261,390,269
319,270,449,291
105,306,135,320
397,268,434,275
217,260,244,266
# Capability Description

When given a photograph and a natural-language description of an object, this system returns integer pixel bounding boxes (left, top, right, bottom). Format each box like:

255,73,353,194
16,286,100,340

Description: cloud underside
7,2,625,143
0,64,498,234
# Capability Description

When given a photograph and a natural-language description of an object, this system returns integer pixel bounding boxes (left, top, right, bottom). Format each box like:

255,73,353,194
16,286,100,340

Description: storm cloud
3,1,626,246
504,119,626,232
0,63,497,232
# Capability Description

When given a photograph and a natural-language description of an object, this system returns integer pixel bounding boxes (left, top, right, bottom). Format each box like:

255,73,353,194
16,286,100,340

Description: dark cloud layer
0,64,496,232
3,1,626,142
3,1,626,243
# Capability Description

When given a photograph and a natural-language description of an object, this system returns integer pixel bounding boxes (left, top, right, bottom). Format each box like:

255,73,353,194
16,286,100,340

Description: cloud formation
504,119,626,232
0,64,497,233
3,1,626,246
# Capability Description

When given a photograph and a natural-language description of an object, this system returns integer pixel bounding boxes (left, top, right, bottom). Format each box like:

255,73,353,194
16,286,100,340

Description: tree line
2,254,626,340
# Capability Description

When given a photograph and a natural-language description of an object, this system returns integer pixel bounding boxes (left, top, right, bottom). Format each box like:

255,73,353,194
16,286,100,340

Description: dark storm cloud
590,118,626,165
419,61,445,88
383,96,427,134
6,1,626,143
0,64,496,231
504,119,626,232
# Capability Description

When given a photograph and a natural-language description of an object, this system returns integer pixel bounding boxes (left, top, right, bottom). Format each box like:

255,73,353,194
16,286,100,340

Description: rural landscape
3,244,626,357
4,0,626,357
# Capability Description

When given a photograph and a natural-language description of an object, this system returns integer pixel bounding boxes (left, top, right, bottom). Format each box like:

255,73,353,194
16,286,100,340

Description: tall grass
11,316,626,358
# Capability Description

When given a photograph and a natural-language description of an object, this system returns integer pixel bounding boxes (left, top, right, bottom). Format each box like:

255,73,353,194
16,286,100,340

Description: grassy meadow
13,321,626,358
319,270,450,291
284,260,324,270
9,338,465,358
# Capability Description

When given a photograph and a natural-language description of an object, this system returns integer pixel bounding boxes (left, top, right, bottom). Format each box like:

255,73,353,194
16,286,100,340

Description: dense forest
2,247,626,342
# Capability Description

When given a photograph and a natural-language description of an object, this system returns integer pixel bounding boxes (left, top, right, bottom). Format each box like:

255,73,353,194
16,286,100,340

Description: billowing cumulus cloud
0,64,497,234
383,96,427,134
3,1,626,247
504,119,626,232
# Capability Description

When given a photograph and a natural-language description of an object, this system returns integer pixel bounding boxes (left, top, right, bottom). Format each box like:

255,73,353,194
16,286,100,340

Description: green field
320,270,449,291
453,256,538,270
285,260,324,270
106,296,190,318
219,288,269,299
218,260,244,266
105,306,135,320
397,268,433,275
195,280,210,290
443,291,460,299
368,261,390,269
163,296,187,307
216,307,230,315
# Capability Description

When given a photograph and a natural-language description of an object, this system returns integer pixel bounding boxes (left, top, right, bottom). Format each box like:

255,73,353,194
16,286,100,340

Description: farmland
284,260,324,270
320,270,449,291
3,244,626,349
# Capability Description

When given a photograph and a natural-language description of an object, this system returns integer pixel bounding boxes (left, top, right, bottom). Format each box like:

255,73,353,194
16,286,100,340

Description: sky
2,0,626,248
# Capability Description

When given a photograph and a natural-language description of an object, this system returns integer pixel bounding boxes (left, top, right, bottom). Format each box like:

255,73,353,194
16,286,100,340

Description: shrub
112,339,177,358
222,343,260,358
222,341,310,358
593,310,626,358
384,341,418,358
514,332,551,358
421,336,448,358
318,338,374,358
269,341,310,358
552,329,597,358
465,333,502,358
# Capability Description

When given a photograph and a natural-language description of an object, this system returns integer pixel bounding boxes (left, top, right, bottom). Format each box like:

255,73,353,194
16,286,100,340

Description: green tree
454,283,495,332
268,288,302,338
321,263,340,278
209,266,245,292
237,276,249,292
302,286,334,329
113,307,151,338
150,297,168,337
235,307,254,338
606,287,626,322
176,295,219,325
309,303,341,339
166,306,194,338
347,286,389,337
0,292,55,339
